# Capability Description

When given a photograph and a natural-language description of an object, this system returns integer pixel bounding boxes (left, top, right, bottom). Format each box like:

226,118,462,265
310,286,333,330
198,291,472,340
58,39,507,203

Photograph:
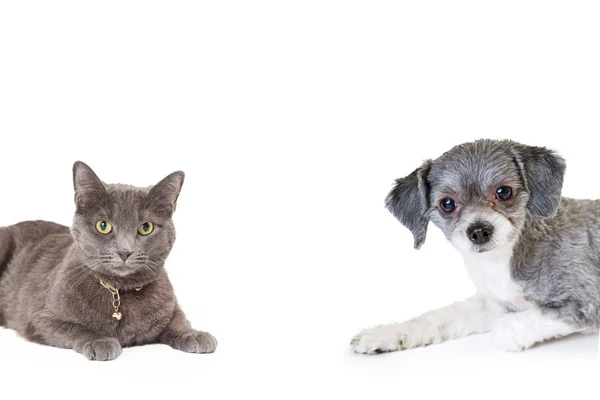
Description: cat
0,162,217,360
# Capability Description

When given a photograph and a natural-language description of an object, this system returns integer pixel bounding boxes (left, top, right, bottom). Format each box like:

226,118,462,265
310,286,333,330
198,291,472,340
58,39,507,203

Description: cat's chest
462,246,533,311
67,286,176,344
107,291,174,340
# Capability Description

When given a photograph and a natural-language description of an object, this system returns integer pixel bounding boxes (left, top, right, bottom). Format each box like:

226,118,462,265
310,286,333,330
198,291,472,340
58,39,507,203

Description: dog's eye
440,198,456,213
496,186,513,201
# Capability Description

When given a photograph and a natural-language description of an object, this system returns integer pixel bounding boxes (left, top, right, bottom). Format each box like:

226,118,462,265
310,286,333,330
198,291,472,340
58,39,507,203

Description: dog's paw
169,330,218,354
79,338,122,361
490,317,528,352
350,325,406,355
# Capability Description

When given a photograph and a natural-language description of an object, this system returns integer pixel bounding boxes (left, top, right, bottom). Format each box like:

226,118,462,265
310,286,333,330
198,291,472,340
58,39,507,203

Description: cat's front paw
79,338,122,361
170,331,217,354
351,325,406,355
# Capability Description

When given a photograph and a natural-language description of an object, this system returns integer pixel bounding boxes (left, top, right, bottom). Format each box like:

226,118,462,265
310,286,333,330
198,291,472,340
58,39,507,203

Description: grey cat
0,162,217,360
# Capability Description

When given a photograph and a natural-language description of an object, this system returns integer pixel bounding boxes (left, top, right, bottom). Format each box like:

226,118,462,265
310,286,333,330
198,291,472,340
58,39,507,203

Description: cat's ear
147,171,185,217
73,161,107,209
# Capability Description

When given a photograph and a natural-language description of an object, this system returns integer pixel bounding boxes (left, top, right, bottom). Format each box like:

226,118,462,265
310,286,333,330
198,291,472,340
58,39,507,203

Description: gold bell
112,309,123,320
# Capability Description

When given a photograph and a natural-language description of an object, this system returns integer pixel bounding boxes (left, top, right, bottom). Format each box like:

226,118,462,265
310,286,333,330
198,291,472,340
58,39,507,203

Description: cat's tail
0,226,17,284
0,226,17,326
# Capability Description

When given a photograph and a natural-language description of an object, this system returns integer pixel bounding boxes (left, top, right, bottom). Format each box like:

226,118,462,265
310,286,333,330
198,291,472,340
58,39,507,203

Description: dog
351,139,600,354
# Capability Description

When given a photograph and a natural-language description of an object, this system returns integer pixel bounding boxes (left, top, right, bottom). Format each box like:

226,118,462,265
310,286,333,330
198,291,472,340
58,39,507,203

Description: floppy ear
511,144,566,218
73,161,107,209
147,171,185,218
385,160,432,249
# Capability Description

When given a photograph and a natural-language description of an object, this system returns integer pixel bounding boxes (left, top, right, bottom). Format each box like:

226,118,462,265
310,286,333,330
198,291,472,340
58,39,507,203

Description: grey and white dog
351,139,600,354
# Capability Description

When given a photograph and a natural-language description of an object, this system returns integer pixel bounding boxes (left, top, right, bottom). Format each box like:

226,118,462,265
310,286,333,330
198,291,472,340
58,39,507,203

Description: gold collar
99,280,142,321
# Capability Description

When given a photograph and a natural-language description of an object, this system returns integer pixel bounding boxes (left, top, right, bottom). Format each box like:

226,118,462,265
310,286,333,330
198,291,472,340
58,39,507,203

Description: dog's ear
511,144,566,218
385,160,432,249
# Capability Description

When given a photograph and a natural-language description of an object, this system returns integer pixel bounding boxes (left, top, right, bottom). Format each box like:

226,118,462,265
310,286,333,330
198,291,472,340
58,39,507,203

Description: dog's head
386,139,566,254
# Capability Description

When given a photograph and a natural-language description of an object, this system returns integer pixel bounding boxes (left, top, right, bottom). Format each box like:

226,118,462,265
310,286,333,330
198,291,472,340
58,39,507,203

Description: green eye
138,222,154,236
96,221,112,234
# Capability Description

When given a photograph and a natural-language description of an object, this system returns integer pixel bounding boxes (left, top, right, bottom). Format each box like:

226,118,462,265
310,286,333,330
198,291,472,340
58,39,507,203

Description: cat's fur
0,162,217,360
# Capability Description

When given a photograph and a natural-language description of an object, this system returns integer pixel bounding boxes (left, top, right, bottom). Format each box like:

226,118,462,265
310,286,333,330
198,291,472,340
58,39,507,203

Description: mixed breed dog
0,139,598,360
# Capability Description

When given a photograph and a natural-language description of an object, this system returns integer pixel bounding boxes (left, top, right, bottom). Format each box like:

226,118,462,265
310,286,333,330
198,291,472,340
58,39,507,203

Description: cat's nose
117,250,133,262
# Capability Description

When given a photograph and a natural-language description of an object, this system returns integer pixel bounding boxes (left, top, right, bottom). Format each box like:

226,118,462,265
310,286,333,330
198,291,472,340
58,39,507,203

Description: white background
0,1,598,399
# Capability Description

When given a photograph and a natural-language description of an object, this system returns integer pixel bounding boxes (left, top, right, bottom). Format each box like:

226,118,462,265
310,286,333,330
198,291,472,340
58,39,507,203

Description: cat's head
71,161,184,284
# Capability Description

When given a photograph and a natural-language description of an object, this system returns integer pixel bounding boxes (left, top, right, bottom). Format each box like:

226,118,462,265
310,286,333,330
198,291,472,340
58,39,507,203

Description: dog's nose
467,223,494,245
117,250,133,262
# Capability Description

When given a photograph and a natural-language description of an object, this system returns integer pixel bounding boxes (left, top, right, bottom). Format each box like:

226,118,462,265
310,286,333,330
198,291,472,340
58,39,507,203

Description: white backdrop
0,1,598,399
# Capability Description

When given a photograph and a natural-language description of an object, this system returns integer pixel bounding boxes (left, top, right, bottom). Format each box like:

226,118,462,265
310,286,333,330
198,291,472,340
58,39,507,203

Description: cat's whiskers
66,263,103,289
134,261,159,279
66,251,164,291
68,255,118,286
145,263,159,276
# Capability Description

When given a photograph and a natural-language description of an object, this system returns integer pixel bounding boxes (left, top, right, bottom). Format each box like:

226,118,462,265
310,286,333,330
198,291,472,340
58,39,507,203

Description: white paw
490,317,527,352
350,325,406,355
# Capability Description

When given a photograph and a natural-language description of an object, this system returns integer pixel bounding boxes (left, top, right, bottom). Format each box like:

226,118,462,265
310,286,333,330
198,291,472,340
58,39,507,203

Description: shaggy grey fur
0,162,217,360
386,139,600,330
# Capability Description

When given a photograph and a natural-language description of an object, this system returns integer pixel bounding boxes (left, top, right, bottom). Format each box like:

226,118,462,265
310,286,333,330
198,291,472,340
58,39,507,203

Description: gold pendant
112,308,123,320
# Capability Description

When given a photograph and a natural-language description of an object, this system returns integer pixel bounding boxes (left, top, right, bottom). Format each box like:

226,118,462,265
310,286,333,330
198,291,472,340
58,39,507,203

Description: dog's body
352,140,600,354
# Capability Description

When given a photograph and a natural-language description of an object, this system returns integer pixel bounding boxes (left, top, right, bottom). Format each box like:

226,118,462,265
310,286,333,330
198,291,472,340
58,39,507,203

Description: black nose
117,250,133,262
467,223,494,245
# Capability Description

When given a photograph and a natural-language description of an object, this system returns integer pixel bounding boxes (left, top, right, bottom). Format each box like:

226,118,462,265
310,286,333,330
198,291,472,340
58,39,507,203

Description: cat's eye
440,198,456,213
496,186,513,201
96,221,112,234
138,222,154,236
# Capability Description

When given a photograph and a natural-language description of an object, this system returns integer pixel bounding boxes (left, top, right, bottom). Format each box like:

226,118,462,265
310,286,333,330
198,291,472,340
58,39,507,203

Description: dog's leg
351,294,504,354
490,307,581,351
